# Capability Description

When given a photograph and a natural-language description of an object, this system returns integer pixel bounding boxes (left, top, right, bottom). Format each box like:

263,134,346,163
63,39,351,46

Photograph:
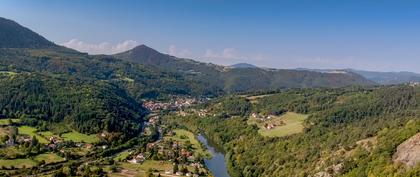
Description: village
107,97,212,177
250,112,285,130
143,97,206,112
0,96,213,177
115,130,208,177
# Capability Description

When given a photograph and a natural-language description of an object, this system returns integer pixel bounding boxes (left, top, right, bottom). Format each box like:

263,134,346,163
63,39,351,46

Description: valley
0,15,420,177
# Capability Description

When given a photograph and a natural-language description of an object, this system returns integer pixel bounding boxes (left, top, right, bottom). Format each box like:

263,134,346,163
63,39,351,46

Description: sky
1,0,420,72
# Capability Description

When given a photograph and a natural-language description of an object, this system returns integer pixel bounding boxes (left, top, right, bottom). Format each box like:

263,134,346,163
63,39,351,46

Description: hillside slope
348,69,420,85
114,46,375,92
166,85,420,177
0,17,55,48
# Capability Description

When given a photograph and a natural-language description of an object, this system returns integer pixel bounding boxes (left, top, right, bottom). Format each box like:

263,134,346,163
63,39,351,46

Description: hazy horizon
1,0,420,73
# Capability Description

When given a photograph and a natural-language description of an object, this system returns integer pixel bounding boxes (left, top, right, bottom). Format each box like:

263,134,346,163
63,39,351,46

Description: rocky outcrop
393,132,420,167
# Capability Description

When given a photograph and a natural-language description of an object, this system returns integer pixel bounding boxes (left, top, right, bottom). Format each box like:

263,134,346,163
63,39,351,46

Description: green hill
114,45,375,93
0,73,145,137
0,17,56,48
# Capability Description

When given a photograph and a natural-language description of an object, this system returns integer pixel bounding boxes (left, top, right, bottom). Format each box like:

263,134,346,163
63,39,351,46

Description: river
197,134,230,177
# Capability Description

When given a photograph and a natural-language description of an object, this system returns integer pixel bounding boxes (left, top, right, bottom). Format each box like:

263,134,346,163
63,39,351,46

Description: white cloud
168,45,193,58
201,48,267,65
203,48,240,60
61,39,139,55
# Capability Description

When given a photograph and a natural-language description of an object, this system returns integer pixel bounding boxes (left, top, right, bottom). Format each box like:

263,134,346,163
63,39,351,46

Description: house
251,113,258,118
22,137,32,142
128,154,145,164
147,143,156,149
265,123,275,130
6,138,14,146
49,136,61,144
84,143,93,149
48,143,57,149
187,156,195,162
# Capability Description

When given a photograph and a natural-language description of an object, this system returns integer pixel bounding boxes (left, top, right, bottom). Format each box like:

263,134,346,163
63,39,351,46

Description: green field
165,129,209,157
245,94,274,103
39,131,54,138
120,160,173,172
61,131,99,143
18,126,49,144
34,153,66,164
249,112,308,137
0,153,63,169
0,147,24,158
0,119,20,125
0,71,17,77
0,158,38,168
114,150,131,161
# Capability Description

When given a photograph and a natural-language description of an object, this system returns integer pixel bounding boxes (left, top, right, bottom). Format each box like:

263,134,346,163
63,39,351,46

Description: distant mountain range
295,68,420,85
113,46,375,92
347,69,420,85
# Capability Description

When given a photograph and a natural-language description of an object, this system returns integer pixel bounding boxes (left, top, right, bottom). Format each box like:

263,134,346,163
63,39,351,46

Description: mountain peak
132,44,153,50
114,44,171,65
0,17,55,48
230,63,258,69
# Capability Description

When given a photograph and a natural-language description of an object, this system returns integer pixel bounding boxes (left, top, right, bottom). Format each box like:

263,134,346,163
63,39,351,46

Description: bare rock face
393,132,420,167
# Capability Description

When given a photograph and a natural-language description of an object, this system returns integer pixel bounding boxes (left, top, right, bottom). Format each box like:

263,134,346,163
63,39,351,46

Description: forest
164,85,420,177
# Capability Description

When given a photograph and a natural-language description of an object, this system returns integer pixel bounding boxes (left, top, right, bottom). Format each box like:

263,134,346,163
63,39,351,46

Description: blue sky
1,0,420,72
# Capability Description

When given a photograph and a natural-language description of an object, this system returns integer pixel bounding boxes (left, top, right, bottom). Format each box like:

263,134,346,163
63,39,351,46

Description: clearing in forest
61,131,99,143
18,126,49,144
248,112,308,137
0,119,20,125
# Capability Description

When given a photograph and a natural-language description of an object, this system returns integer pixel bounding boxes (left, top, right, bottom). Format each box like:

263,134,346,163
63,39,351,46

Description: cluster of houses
147,115,160,125
251,113,285,130
5,135,32,146
125,137,203,175
408,82,420,87
251,112,274,121
128,153,146,164
143,101,171,111
166,170,200,177
178,109,209,117
143,97,204,112
147,140,196,162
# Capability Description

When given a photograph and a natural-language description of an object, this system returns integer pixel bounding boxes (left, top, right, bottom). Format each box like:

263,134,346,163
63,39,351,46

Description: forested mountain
0,17,56,48
114,45,375,92
0,73,144,137
348,69,420,85
297,68,420,85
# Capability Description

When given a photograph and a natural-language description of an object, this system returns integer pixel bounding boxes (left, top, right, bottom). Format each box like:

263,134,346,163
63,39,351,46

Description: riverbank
197,134,230,177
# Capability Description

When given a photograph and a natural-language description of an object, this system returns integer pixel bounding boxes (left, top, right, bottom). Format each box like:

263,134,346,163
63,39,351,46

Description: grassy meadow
0,119,20,126
18,126,49,144
61,131,99,143
34,153,66,164
248,112,308,137
164,129,209,157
